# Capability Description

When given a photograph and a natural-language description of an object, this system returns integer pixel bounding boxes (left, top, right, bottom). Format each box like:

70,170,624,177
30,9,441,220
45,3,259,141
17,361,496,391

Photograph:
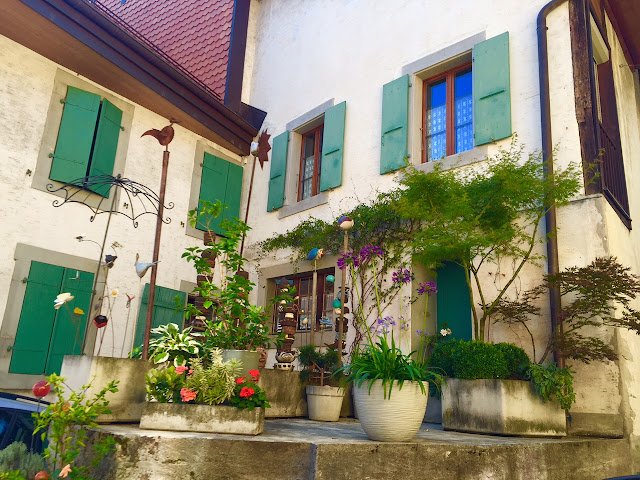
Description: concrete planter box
442,378,566,437
60,356,149,423
140,402,265,435
306,385,345,422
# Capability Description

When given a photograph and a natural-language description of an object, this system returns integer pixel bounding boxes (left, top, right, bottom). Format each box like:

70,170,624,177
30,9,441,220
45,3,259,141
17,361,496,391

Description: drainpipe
537,0,567,367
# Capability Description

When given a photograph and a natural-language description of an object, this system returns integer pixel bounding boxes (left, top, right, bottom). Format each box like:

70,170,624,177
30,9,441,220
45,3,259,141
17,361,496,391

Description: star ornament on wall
253,130,271,169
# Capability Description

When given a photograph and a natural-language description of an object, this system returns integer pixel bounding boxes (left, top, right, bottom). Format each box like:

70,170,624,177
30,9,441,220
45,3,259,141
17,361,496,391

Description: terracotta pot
353,380,428,441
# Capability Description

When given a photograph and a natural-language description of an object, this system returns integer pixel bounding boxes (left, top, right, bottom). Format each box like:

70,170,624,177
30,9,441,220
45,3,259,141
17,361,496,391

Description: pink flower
248,369,260,380
188,369,193,375
180,388,197,403
59,464,72,478
235,376,246,384
239,387,255,398
175,366,188,375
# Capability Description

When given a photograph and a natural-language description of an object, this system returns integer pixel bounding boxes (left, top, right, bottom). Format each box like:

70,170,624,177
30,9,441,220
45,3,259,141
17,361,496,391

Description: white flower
440,329,448,337
54,292,74,310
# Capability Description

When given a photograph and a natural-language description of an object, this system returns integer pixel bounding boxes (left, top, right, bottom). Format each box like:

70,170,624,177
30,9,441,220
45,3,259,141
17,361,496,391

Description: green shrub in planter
429,340,530,380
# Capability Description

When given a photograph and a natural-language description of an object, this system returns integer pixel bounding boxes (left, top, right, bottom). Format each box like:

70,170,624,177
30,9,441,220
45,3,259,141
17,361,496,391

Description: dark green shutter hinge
22,277,28,283
7,345,14,351
120,125,125,131
48,153,55,159
60,98,67,104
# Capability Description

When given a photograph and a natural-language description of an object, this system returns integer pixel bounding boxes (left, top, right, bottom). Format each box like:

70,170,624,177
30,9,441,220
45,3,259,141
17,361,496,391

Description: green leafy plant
183,200,284,351
145,366,187,403
183,350,240,405
396,143,580,341
0,471,27,480
298,344,341,386
0,442,44,479
493,256,640,364
148,323,202,366
527,363,575,410
339,335,444,399
229,369,270,411
32,374,118,479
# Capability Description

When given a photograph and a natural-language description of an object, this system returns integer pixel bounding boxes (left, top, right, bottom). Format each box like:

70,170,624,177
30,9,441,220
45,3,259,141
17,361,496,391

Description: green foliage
229,371,270,411
396,143,580,340
184,350,240,405
527,363,575,410
493,256,640,364
297,344,341,386
0,442,44,479
338,335,444,399
148,323,202,366
32,374,118,479
429,340,529,380
183,200,284,351
0,471,27,480
145,366,186,403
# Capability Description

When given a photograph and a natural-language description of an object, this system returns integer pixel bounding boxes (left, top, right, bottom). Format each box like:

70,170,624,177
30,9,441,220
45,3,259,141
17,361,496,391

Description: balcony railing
599,123,631,224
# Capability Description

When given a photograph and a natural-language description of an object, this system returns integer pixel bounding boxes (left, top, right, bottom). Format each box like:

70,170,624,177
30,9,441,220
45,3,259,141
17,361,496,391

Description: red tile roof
98,0,234,100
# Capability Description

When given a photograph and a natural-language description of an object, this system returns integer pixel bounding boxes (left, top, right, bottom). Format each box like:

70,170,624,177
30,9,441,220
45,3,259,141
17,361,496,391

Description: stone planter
140,402,265,435
221,350,260,378
353,380,428,441
442,378,567,437
60,356,149,423
306,385,345,422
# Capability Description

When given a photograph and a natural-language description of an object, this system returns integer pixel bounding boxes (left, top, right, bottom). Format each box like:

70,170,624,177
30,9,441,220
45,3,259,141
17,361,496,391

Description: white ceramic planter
140,402,265,435
221,349,260,378
306,385,345,422
60,356,149,423
353,380,428,441
442,378,567,437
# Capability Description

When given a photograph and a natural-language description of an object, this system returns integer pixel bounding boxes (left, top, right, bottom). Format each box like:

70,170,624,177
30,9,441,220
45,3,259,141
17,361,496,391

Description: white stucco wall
0,34,245,387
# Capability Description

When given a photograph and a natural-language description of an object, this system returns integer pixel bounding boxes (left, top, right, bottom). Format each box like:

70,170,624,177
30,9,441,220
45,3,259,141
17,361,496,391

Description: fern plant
527,363,575,410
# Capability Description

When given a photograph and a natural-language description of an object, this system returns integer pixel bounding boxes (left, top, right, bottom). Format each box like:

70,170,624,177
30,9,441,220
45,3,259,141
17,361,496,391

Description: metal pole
142,149,169,360
310,260,318,346
337,231,348,366
81,187,118,354
240,156,258,257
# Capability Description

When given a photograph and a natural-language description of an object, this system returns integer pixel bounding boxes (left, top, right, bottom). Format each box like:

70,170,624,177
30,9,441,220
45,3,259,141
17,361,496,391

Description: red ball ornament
35,472,50,480
32,381,50,398
93,315,108,328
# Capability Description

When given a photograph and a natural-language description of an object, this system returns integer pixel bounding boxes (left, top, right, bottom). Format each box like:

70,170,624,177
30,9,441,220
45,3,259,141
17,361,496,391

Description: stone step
85,419,634,479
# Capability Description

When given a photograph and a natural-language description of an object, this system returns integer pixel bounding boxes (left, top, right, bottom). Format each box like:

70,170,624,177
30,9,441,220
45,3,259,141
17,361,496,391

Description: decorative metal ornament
93,315,108,328
141,123,175,147
306,248,325,261
338,215,354,230
256,129,272,169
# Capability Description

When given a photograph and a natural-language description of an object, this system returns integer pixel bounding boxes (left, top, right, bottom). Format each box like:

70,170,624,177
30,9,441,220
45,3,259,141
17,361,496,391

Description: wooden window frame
272,268,334,334
422,62,472,163
297,124,324,201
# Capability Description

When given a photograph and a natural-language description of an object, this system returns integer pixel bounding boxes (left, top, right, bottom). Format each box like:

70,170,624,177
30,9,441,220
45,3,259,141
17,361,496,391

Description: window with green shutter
9,261,94,375
133,284,187,349
49,86,123,197
196,153,244,235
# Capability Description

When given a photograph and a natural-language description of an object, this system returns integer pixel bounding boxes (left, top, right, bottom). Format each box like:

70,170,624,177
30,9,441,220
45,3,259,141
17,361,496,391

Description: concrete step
87,419,634,480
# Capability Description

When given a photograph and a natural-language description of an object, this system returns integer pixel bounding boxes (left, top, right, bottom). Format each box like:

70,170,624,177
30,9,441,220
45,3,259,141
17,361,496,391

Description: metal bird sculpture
104,255,117,268
135,253,159,278
306,248,325,261
141,123,175,147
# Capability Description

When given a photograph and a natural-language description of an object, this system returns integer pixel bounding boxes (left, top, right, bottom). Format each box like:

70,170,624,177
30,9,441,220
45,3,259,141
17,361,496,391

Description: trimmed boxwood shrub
428,340,530,380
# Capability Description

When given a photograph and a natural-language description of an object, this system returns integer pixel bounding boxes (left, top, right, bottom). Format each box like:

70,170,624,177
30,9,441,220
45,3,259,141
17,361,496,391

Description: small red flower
175,366,188,375
248,369,260,379
188,369,194,375
235,376,246,384
180,388,197,403
239,387,255,398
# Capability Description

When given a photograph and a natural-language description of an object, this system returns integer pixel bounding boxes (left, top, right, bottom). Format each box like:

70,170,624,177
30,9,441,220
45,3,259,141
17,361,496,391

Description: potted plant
182,201,283,377
141,348,269,435
429,339,570,436
337,245,444,442
298,344,344,422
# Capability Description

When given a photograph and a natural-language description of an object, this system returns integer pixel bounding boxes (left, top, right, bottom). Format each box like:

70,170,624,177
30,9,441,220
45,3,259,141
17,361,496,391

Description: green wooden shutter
197,153,230,235
436,262,472,341
87,99,123,198
380,75,409,174
45,268,94,375
267,131,289,211
10,262,64,375
134,284,187,348
50,87,101,184
473,32,511,145
224,162,244,221
320,101,346,191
